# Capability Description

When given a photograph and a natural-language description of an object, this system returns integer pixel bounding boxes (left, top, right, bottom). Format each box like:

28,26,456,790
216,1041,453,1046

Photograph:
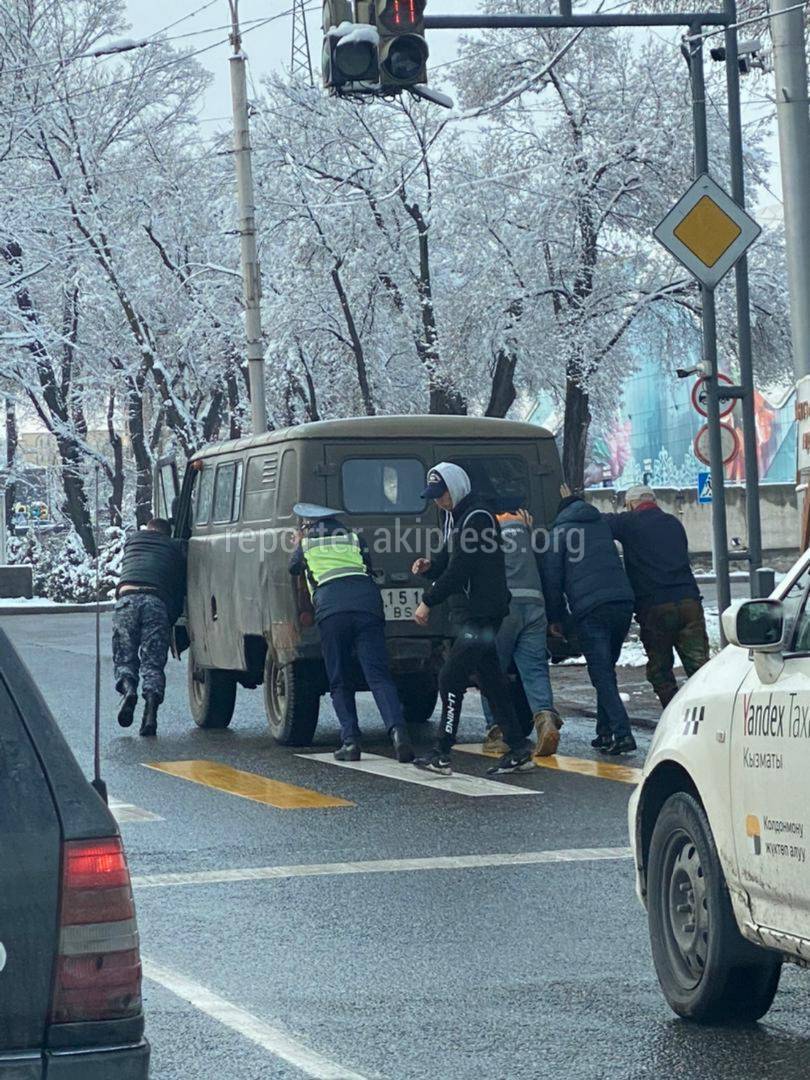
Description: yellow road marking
455,744,641,786
144,760,354,809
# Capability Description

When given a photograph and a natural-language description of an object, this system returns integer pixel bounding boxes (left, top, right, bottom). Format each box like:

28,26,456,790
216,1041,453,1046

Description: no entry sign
694,422,740,466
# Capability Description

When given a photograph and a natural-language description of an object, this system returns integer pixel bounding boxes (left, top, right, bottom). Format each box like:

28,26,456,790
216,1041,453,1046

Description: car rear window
342,458,425,514
448,456,529,508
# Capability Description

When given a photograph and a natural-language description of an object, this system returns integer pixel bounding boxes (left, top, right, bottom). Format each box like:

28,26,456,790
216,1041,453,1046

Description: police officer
289,504,414,763
113,518,186,737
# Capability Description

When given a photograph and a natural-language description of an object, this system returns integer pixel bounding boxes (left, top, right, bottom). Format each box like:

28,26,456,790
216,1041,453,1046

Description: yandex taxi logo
746,815,762,856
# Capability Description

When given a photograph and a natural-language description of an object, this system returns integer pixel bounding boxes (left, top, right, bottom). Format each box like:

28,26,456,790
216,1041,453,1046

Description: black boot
334,742,361,762
391,725,415,763
139,696,159,737
117,679,138,728
601,733,637,756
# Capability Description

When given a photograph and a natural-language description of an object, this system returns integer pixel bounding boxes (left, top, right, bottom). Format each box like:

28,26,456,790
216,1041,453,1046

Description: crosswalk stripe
132,847,632,889
109,798,163,823
144,760,354,809
297,751,540,797
455,744,642,785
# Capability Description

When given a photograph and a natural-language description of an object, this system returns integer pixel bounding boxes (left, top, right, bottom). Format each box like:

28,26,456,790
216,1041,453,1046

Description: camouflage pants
112,593,171,702
637,598,710,708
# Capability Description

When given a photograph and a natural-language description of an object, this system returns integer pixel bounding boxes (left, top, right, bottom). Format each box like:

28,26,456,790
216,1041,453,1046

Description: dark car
0,628,149,1078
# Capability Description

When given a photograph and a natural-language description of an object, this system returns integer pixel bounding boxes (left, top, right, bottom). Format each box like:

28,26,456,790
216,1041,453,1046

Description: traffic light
322,0,378,90
375,0,428,89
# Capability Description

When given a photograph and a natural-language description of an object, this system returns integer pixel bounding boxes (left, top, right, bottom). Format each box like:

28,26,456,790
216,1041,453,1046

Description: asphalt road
4,612,810,1080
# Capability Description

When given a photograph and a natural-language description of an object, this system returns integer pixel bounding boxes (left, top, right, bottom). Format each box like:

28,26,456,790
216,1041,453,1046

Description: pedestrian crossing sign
697,471,712,504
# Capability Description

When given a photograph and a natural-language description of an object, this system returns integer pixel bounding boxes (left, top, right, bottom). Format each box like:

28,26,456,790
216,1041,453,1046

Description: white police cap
293,503,343,520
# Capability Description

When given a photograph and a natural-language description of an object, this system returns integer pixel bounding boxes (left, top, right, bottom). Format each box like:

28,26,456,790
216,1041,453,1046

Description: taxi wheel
188,652,237,729
397,674,438,724
263,657,320,746
648,791,781,1023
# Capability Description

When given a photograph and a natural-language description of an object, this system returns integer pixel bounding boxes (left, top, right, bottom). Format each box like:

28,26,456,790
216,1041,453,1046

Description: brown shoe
533,709,563,757
482,725,509,756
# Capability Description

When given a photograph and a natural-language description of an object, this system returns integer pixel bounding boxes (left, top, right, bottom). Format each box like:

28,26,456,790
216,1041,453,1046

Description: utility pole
769,0,810,544
228,0,268,436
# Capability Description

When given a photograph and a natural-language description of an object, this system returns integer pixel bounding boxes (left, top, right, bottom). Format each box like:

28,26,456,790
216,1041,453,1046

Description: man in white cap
290,504,414,763
410,463,534,776
605,485,710,707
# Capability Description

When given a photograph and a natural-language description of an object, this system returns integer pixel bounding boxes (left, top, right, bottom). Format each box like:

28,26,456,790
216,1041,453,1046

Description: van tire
397,674,439,724
188,650,237,729
647,791,781,1022
264,657,320,745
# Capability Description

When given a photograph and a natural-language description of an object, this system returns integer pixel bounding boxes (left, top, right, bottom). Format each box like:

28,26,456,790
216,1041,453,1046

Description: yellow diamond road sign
654,173,760,290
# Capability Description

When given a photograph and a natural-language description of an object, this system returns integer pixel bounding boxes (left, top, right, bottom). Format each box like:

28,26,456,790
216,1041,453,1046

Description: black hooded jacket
118,531,186,624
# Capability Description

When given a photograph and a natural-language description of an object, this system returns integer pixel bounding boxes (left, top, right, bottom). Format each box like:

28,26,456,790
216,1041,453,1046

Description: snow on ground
0,597,113,610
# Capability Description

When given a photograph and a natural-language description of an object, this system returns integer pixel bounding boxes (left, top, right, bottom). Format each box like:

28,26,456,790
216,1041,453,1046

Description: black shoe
334,742,361,762
591,733,612,750
600,734,637,756
486,746,535,776
139,696,159,738
391,726,415,763
117,681,138,728
414,752,452,776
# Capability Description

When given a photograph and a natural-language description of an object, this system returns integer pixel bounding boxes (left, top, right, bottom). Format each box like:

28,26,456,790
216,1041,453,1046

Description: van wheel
264,657,320,745
188,650,237,729
398,674,438,724
647,791,781,1022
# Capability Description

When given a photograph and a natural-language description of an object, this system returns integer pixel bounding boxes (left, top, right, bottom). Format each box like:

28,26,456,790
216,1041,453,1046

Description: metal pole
0,491,6,565
770,0,810,548
424,12,729,27
722,0,762,583
228,1,268,436
689,28,732,629
91,465,107,803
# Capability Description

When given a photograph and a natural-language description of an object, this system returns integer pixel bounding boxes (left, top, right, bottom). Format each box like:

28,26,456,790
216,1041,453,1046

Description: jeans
318,610,404,743
481,603,554,727
576,601,633,740
436,620,525,755
637,598,710,707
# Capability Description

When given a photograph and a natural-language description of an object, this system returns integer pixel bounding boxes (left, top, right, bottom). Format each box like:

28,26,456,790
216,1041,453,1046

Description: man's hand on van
412,558,431,576
413,602,430,627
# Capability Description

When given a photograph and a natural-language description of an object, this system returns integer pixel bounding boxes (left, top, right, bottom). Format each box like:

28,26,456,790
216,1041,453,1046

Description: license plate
382,588,422,621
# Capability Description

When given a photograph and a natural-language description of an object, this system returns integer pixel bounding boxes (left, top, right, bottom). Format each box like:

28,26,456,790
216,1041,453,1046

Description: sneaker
414,752,452,776
533,709,563,757
334,742,361,762
591,733,612,750
482,725,509,756
486,746,535,775
117,681,138,728
391,726,415,763
600,734,637,756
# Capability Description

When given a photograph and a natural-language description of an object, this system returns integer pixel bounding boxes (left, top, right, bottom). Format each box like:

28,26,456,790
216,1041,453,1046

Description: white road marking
142,958,368,1080
132,847,632,889
109,798,163,824
297,751,539,797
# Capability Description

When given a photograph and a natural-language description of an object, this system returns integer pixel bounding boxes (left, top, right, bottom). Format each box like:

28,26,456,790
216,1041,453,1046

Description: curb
0,601,116,616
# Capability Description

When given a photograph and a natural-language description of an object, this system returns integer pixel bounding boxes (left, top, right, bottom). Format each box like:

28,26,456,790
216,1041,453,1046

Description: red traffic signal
377,0,425,33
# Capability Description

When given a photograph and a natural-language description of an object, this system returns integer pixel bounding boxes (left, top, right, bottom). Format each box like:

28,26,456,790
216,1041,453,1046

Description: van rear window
448,456,529,510
342,458,425,514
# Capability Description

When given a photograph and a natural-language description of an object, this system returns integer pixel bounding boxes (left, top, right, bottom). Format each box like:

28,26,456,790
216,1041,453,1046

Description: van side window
342,458,425,514
212,462,241,524
243,453,278,523
232,460,244,521
194,465,214,526
276,450,298,520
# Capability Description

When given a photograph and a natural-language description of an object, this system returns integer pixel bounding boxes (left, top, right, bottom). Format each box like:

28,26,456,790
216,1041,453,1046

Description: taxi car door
730,563,810,939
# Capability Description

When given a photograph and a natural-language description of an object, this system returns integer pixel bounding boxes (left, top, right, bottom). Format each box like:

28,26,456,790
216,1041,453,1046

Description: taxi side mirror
722,598,785,653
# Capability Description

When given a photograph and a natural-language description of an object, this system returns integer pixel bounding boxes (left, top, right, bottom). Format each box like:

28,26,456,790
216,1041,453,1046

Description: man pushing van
289,504,414,763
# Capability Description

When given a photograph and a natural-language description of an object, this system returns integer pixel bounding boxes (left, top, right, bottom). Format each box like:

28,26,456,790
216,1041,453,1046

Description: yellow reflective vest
300,532,367,595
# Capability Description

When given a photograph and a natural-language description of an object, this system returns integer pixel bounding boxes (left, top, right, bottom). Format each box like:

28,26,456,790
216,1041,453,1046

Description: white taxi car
629,555,810,1022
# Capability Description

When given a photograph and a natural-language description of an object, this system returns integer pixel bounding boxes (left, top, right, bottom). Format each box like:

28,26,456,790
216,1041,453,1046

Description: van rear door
0,675,61,1062
323,443,436,635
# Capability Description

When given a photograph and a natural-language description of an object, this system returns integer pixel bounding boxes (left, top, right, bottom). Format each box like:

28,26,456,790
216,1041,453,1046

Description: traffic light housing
375,0,428,88
322,0,379,90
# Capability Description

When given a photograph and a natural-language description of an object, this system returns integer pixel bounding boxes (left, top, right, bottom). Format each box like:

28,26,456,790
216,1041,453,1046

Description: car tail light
50,838,142,1023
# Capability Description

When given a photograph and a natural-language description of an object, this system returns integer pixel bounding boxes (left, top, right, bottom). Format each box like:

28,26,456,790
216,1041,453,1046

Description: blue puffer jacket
542,498,634,623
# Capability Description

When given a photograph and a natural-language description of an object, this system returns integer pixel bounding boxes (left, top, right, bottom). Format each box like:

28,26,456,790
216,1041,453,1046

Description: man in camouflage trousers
113,519,186,737
604,485,710,708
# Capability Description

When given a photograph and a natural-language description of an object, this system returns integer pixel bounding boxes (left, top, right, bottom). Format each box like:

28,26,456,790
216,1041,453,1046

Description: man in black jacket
113,519,186,737
411,462,533,776
605,485,709,707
